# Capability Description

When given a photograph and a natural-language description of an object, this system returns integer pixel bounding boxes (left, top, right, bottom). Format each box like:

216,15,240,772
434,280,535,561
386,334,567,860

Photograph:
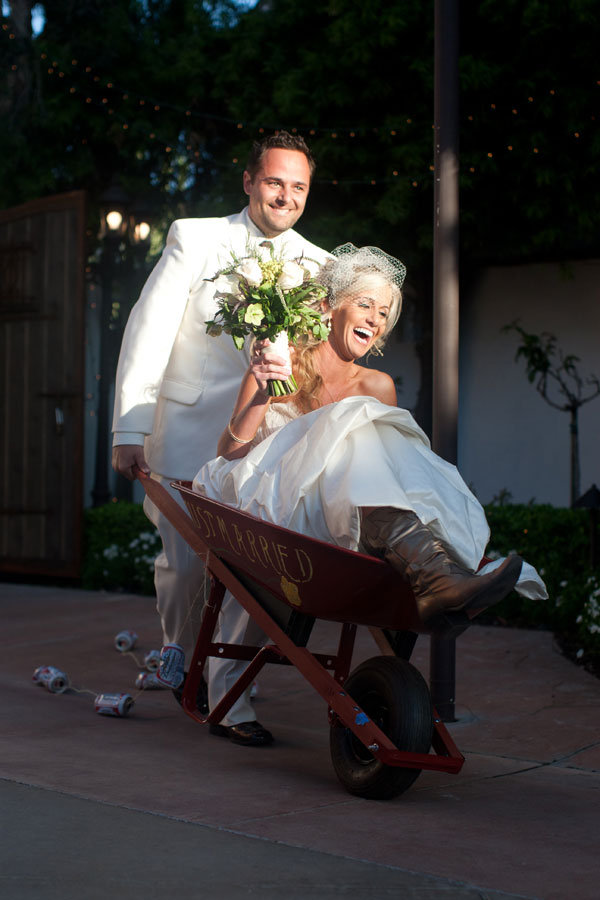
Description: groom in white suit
112,132,329,745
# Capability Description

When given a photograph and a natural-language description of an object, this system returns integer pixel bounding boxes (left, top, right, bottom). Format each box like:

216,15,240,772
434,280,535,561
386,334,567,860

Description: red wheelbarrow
139,472,465,800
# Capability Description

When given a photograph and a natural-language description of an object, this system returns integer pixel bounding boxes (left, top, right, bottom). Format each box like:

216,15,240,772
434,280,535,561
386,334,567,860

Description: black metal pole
431,0,460,722
91,240,116,507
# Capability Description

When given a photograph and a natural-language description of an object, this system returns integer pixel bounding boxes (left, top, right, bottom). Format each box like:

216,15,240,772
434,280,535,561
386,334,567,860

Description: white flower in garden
236,258,263,287
277,260,305,290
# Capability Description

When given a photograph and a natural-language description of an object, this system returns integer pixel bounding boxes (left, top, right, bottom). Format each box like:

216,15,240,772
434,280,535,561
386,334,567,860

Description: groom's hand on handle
112,444,150,481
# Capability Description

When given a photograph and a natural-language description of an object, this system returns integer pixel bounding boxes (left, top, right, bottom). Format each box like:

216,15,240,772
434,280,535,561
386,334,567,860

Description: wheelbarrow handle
133,466,209,562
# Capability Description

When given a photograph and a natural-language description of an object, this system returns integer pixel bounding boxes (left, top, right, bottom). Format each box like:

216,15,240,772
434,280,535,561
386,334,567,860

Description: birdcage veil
317,243,406,352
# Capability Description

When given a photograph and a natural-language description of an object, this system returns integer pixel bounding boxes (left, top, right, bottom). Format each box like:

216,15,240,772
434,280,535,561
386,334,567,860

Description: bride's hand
250,340,291,395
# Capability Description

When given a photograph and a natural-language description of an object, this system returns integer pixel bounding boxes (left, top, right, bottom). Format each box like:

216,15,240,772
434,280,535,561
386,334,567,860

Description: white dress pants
208,589,267,726
143,474,265,725
143,475,207,662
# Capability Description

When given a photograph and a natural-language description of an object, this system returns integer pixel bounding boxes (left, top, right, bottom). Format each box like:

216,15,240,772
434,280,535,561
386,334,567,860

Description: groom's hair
245,131,316,181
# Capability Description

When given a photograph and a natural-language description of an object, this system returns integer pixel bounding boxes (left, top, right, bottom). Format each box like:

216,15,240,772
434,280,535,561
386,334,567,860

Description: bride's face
328,275,394,360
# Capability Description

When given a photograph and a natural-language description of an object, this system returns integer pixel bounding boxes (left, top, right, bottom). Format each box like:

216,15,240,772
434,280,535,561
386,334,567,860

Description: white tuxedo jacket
112,207,330,479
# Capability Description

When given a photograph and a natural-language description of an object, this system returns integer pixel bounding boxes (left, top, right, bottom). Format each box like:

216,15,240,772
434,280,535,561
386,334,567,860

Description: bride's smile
328,275,393,361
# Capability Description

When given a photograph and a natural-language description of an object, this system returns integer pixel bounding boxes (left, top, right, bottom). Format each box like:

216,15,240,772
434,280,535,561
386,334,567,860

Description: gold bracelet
227,418,252,444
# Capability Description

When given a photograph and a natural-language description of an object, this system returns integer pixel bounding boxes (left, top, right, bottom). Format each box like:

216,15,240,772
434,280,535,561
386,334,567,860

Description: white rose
277,261,305,290
236,258,263,287
301,257,321,279
214,274,240,293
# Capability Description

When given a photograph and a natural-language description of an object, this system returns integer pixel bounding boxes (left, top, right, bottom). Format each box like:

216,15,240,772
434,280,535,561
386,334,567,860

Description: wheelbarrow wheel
329,656,433,800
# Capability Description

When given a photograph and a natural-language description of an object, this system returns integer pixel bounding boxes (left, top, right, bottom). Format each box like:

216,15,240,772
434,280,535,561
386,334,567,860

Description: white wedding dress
193,396,547,600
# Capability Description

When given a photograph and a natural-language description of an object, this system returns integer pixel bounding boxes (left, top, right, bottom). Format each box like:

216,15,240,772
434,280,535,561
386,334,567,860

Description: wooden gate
0,191,86,577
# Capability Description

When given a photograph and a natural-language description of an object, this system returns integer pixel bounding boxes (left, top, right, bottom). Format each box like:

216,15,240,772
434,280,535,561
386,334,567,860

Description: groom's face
244,148,311,237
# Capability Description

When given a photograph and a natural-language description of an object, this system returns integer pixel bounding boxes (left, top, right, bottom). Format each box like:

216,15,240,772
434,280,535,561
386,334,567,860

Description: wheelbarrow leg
181,572,225,721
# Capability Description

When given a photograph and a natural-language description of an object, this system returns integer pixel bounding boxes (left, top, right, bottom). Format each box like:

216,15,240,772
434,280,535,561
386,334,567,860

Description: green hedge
482,504,599,667
82,500,600,666
484,504,589,628
82,501,160,596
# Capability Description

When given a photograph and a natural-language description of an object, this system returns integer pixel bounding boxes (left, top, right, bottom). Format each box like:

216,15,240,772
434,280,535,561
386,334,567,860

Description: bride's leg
360,507,522,632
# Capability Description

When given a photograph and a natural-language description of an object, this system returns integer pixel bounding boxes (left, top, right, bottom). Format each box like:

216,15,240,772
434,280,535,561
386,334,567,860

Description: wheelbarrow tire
329,656,433,800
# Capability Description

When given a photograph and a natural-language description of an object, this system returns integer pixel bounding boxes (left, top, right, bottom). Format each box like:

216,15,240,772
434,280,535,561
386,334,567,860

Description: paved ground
1,582,599,900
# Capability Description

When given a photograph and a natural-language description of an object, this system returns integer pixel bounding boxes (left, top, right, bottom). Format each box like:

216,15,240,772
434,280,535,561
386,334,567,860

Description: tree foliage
1,0,599,263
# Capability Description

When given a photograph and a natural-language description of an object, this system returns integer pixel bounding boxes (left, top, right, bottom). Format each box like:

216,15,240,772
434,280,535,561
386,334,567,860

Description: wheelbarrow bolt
368,743,380,752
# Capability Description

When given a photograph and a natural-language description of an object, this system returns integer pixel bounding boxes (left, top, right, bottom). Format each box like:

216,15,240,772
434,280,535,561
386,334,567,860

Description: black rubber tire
329,656,433,800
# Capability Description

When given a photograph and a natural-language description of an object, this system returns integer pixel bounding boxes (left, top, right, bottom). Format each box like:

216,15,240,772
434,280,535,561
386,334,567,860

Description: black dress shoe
209,720,274,746
172,671,209,715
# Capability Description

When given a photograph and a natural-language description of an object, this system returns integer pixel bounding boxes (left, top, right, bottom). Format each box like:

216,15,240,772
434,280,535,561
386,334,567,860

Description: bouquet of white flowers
205,245,330,396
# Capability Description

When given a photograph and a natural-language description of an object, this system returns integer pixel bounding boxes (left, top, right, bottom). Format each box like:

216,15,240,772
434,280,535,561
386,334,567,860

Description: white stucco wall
375,260,599,508
458,261,600,507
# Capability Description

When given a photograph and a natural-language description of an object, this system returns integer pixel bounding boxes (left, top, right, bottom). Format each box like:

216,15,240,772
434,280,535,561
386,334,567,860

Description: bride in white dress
193,244,547,746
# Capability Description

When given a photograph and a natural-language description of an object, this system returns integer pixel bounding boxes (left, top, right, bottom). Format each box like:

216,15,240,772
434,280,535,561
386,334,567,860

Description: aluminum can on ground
114,630,138,652
143,649,161,672
156,643,185,689
94,693,135,717
135,671,167,690
32,666,70,694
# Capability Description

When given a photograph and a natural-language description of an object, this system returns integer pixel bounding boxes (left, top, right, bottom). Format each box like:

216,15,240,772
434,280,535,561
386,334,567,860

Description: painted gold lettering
190,506,211,539
203,510,217,538
276,543,291,579
232,523,254,561
244,529,265,567
294,548,314,583
217,516,237,552
258,534,282,574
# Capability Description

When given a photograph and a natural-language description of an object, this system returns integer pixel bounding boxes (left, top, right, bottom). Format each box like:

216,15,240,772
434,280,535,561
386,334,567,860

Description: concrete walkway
1,582,599,900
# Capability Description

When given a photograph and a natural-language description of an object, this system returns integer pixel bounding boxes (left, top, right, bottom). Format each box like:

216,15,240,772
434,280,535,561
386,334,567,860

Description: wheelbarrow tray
139,473,464,792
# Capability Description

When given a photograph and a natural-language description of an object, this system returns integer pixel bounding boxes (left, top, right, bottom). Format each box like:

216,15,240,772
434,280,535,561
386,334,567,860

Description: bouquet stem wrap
266,331,298,396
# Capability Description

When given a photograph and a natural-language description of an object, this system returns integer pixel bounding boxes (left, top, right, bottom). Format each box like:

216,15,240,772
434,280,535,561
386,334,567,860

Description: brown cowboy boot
361,507,523,635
